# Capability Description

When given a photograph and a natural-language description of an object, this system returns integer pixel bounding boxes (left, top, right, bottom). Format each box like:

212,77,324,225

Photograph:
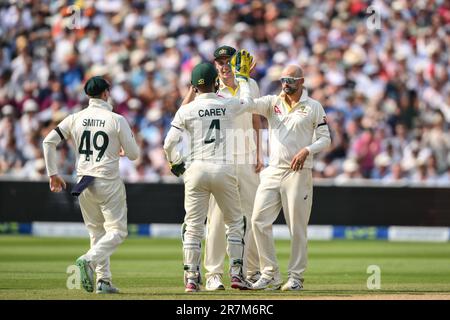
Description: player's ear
191,80,198,93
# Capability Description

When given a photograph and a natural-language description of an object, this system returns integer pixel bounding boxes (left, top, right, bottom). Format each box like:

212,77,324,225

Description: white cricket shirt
248,89,331,169
164,81,253,165
43,98,139,179
217,78,261,156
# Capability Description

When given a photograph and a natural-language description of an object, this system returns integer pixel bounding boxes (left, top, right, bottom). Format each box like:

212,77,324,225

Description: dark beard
283,86,296,94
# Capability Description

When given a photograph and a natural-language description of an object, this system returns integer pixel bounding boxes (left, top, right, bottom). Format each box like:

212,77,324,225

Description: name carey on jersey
198,108,226,118
82,118,106,127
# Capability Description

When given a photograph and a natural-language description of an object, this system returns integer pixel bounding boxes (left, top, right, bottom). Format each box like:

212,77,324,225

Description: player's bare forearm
181,85,196,106
252,114,264,173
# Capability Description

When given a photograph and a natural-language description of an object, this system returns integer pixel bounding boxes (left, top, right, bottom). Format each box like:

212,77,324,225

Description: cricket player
42,76,139,294
163,52,255,292
244,65,331,290
181,45,263,291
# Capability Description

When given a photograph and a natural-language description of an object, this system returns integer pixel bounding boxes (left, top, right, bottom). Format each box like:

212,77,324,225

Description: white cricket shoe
246,271,261,284
281,278,304,291
205,274,225,291
251,276,282,290
96,280,120,294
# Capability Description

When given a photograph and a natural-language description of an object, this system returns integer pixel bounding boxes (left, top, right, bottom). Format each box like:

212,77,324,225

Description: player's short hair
84,76,111,97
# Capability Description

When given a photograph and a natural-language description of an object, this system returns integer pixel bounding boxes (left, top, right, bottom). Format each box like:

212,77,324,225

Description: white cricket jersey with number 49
43,98,139,179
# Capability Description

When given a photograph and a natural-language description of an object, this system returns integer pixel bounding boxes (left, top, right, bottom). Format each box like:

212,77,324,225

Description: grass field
1,236,450,300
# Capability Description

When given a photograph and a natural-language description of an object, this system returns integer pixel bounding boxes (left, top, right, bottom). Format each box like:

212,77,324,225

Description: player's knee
89,230,104,240
251,216,265,232
251,215,260,226
113,228,128,242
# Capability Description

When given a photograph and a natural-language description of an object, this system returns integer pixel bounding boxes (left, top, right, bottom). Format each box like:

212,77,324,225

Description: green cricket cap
84,76,110,96
213,45,236,59
191,63,218,86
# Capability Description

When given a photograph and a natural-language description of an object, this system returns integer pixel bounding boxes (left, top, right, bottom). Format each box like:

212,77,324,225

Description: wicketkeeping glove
230,49,253,81
170,162,186,177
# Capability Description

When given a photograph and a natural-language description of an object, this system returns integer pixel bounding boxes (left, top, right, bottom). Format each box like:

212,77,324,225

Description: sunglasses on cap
280,77,302,84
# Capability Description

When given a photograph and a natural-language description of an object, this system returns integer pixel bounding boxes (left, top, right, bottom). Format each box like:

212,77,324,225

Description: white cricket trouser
204,163,260,278
182,161,245,276
252,166,313,281
79,177,128,282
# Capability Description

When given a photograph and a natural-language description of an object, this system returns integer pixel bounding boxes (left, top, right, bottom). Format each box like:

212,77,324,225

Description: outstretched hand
230,49,254,81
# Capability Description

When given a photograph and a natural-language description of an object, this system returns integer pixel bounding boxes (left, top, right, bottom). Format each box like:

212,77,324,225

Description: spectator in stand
0,0,448,185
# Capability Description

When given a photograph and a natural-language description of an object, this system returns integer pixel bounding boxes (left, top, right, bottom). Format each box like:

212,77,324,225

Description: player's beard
283,86,297,95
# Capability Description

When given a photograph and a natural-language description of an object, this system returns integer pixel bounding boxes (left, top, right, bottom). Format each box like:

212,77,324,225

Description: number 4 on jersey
79,130,109,161
204,119,221,145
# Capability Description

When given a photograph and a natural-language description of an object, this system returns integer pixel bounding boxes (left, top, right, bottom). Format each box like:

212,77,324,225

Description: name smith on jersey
82,119,106,127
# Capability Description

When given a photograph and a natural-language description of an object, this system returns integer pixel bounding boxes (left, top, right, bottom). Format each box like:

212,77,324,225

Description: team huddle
42,45,331,294
164,47,331,292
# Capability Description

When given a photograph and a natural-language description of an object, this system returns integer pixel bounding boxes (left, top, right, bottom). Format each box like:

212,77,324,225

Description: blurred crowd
0,0,449,185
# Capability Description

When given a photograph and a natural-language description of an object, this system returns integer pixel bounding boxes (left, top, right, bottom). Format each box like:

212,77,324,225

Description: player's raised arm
180,85,197,106
118,116,139,161
231,50,273,117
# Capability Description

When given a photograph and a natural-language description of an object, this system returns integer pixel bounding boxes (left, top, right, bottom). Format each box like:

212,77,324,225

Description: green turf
0,236,450,299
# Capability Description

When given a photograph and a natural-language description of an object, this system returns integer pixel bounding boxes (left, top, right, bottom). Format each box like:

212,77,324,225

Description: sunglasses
280,77,302,84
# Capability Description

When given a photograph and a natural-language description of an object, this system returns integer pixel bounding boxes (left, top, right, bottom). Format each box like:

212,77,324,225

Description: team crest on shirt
273,105,281,114
294,105,310,116
296,104,309,115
